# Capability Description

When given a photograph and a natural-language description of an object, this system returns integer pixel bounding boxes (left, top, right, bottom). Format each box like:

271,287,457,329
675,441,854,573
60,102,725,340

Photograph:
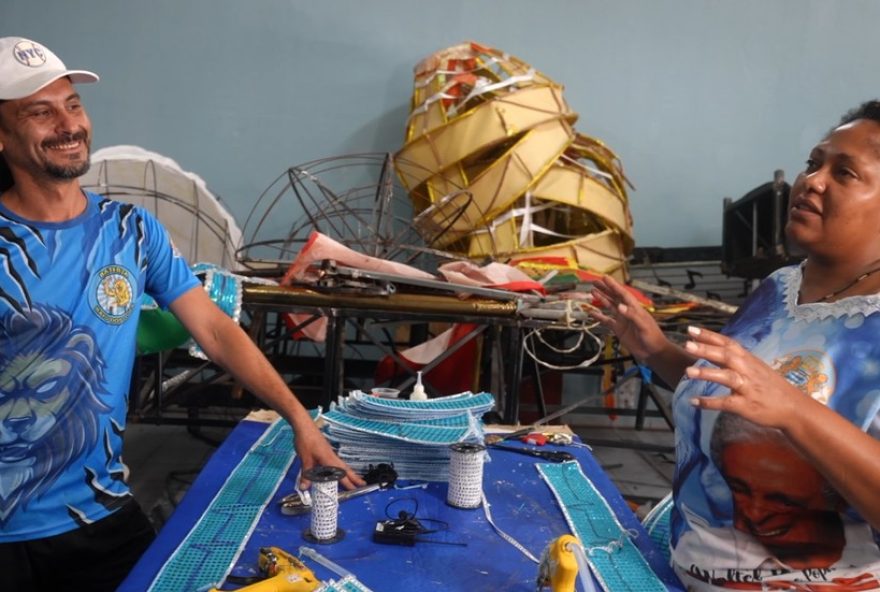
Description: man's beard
45,158,90,180
42,130,91,180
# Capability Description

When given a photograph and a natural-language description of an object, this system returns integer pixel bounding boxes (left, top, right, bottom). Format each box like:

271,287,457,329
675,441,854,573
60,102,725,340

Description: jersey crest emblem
89,265,136,325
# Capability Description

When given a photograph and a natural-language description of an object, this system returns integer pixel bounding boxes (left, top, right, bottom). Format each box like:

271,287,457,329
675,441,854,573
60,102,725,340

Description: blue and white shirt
671,265,880,589
0,191,198,541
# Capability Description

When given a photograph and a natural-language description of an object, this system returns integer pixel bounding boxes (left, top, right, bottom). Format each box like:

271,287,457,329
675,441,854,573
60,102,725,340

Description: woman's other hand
684,325,806,430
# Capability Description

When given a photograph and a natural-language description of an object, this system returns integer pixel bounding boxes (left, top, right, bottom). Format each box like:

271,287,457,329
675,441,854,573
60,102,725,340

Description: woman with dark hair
594,102,880,590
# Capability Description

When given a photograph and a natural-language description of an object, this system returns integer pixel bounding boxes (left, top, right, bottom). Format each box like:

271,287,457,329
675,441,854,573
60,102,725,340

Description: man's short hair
709,411,843,510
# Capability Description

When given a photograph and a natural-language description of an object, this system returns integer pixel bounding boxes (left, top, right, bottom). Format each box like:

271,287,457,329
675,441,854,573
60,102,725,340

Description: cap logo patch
13,40,47,68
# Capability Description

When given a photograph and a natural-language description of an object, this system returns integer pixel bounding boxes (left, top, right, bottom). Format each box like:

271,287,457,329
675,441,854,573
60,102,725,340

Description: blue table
120,420,682,591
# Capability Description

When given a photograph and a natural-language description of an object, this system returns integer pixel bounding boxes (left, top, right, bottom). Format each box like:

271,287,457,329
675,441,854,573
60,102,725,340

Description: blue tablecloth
120,420,683,591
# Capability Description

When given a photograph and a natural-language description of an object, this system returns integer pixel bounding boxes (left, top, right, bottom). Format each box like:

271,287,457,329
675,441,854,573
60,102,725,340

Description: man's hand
293,420,365,491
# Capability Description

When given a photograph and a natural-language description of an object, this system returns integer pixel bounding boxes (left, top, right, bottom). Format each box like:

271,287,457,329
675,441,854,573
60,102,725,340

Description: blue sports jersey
671,265,880,589
0,191,199,541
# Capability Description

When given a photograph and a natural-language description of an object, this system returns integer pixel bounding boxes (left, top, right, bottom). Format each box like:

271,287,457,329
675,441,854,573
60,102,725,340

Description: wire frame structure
80,145,243,270
237,153,496,274
394,41,634,281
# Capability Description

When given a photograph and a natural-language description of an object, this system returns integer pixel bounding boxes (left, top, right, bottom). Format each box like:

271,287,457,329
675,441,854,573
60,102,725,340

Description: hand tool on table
484,426,538,445
280,482,383,515
279,462,398,516
207,546,319,592
489,443,574,462
536,534,598,592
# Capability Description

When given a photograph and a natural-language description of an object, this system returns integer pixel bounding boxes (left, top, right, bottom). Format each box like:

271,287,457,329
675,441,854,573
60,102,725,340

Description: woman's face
786,119,880,261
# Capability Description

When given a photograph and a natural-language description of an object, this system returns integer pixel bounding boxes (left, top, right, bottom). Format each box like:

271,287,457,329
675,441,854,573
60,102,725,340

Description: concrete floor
578,425,674,513
124,422,234,528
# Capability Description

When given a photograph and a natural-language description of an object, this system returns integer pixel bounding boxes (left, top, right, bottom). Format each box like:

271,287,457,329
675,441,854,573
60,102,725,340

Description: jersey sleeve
137,209,200,308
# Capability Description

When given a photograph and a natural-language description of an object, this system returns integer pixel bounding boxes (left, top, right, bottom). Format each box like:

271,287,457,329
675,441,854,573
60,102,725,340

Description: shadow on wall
344,102,411,155
343,62,413,153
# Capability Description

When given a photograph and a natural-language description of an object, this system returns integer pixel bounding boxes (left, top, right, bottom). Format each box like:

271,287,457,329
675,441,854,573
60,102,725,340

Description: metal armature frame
228,152,523,418
84,155,242,270
346,318,489,394
130,353,243,427
236,153,493,273
241,284,529,423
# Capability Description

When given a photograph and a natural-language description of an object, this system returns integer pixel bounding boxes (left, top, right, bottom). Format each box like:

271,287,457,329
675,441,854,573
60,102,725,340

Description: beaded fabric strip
188,263,278,360
147,419,297,592
537,462,667,592
315,575,377,592
342,390,495,417
322,409,477,445
326,393,490,482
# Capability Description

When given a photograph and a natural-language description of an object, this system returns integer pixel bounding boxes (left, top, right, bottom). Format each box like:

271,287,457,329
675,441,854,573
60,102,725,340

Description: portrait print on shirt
671,266,880,589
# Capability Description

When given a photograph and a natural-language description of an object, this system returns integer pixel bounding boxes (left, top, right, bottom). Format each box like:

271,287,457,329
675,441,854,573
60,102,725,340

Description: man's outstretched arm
169,285,365,490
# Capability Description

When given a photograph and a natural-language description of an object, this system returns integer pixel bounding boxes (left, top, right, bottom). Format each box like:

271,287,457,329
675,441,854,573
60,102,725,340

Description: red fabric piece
491,280,546,294
374,323,480,396
522,433,548,446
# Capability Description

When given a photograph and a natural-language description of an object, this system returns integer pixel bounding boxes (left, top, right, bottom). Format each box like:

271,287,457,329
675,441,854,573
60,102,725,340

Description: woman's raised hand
590,275,669,364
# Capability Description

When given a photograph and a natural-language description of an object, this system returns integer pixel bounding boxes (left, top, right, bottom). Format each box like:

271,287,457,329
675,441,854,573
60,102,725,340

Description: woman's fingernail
688,326,701,336
689,398,701,407
685,366,698,377
618,303,628,313
685,341,697,352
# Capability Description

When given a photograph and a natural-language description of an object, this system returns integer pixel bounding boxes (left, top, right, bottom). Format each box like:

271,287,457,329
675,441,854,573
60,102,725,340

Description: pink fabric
280,232,544,342
438,260,546,293
282,231,436,284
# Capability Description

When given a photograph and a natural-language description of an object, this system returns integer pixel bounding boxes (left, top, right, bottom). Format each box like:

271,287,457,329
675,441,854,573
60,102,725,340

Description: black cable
223,574,263,585
384,497,419,521
375,498,465,546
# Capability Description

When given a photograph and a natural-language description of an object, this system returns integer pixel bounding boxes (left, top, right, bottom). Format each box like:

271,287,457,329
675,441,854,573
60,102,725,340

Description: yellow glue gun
536,534,579,592
209,546,320,592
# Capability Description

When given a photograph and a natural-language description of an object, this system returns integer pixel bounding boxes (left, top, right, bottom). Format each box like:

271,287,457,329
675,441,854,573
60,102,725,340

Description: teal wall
5,0,880,247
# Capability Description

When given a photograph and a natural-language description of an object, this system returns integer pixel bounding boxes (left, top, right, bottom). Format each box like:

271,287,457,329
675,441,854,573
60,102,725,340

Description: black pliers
489,443,574,462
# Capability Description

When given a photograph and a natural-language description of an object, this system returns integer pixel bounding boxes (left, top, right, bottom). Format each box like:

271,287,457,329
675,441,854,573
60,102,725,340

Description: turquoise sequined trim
148,419,297,592
538,462,667,592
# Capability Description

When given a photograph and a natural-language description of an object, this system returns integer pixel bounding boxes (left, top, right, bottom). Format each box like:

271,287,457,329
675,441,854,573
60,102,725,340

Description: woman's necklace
810,264,880,303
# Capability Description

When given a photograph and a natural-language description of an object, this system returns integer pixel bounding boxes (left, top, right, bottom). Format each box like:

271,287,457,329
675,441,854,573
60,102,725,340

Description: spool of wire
447,443,486,508
302,466,346,544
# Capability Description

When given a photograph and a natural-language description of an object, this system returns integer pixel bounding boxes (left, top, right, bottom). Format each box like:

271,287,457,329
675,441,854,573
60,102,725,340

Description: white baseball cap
0,37,98,100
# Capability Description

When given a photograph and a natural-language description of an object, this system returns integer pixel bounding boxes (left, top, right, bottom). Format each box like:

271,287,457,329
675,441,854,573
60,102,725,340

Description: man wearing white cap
0,37,364,591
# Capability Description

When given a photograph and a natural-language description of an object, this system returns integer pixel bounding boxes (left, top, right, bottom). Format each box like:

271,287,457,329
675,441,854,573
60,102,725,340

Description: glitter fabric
537,462,667,592
147,419,297,592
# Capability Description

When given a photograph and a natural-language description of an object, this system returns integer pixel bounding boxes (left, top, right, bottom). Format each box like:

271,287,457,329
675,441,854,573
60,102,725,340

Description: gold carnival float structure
394,41,634,281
